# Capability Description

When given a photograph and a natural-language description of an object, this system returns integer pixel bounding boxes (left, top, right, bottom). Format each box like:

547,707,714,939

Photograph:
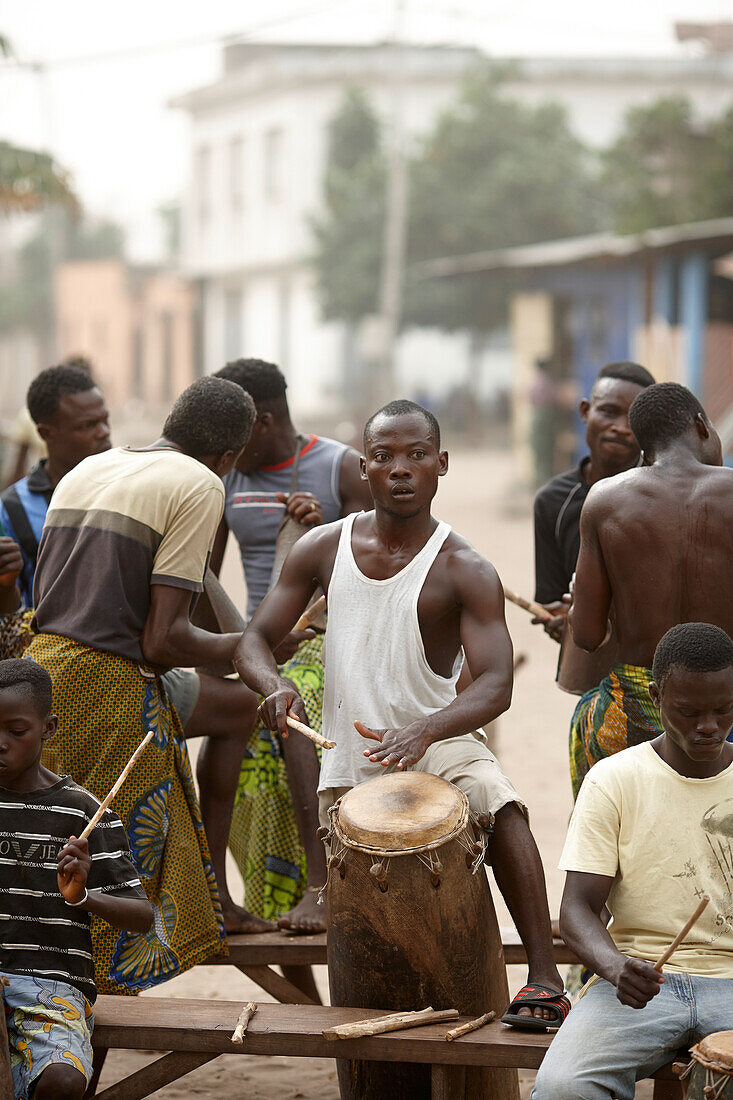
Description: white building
172,41,733,422
171,43,478,420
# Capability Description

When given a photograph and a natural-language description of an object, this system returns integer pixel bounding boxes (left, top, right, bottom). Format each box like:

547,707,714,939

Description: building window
264,127,284,201
229,136,244,214
195,145,211,229
161,312,173,403
223,288,243,361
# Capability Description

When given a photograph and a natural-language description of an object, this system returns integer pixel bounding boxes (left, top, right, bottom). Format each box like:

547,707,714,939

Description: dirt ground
96,447,656,1098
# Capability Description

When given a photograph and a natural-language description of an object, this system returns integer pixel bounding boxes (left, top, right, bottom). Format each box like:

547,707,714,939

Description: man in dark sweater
533,361,655,639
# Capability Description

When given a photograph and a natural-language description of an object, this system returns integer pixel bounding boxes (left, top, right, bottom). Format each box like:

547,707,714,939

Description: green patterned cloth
27,631,227,995
228,633,324,920
569,662,661,800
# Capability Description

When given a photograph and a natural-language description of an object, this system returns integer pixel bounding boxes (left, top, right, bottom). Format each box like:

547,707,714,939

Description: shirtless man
235,399,568,1027
570,381,732,788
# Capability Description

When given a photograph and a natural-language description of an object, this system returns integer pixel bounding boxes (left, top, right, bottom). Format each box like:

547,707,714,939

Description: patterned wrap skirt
228,633,324,920
26,632,227,996
569,662,661,800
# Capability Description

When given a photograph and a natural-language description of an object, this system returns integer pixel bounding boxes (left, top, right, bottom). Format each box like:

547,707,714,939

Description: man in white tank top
235,400,568,1027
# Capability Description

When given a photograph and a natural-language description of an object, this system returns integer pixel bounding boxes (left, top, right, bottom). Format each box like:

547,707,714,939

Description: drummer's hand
276,492,323,527
273,629,316,665
532,600,568,642
355,720,431,769
612,956,663,1009
258,681,308,739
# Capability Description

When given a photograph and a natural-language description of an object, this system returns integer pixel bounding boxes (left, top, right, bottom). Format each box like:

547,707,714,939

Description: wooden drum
683,1031,733,1098
324,771,519,1100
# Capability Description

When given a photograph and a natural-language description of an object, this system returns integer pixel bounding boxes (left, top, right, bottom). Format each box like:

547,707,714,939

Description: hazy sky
2,0,733,259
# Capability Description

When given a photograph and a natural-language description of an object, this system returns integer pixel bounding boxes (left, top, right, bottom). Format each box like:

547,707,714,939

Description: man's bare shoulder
438,530,501,590
290,516,346,557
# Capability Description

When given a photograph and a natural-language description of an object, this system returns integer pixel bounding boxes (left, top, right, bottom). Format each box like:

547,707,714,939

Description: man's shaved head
364,400,440,449
591,361,655,396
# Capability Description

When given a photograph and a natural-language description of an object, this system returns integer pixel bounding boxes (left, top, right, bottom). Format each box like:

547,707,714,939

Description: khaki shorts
318,733,527,830
160,667,201,728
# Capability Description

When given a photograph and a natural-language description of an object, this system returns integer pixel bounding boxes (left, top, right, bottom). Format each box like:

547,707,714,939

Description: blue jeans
532,973,733,1100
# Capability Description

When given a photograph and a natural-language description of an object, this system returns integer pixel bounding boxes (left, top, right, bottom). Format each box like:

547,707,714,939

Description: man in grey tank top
235,399,569,1029
210,359,372,940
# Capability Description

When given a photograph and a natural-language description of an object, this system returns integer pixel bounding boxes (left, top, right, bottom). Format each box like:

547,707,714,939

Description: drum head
338,772,467,851
692,1030,733,1073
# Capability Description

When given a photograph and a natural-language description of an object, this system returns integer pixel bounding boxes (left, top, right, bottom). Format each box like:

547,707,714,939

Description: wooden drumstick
294,595,327,631
503,586,554,624
445,1010,495,1041
231,1002,257,1043
286,711,336,750
654,895,709,971
323,1007,459,1040
79,731,154,840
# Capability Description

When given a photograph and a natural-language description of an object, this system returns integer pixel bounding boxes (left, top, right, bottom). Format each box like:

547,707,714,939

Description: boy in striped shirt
0,659,152,1099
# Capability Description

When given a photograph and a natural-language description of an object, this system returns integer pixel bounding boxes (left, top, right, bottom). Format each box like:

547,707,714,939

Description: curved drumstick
294,595,327,631
79,731,154,839
654,895,709,971
286,710,336,750
502,586,553,624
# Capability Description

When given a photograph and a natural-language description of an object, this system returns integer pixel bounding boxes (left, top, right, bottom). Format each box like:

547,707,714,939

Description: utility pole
374,0,409,408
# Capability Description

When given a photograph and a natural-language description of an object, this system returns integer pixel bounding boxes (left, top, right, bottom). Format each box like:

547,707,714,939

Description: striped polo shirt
32,447,225,663
0,776,146,1002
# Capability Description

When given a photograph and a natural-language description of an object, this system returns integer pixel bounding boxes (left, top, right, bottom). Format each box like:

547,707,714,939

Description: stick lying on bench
79,731,154,840
287,711,336,750
445,1010,495,1041
323,1007,458,1040
231,1002,257,1044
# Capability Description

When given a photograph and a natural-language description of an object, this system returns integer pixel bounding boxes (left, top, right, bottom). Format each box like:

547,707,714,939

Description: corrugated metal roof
411,217,733,280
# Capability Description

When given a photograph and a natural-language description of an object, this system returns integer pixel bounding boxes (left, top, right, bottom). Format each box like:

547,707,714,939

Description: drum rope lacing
320,802,489,887
679,1052,732,1098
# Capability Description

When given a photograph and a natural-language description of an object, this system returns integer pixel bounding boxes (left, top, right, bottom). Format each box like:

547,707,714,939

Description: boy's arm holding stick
57,732,154,933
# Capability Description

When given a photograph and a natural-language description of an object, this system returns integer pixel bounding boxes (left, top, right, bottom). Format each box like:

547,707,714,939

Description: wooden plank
91,999,686,1090
209,931,327,967
95,1051,217,1100
236,965,319,1005
431,1064,466,1100
92,999,553,1068
209,929,578,969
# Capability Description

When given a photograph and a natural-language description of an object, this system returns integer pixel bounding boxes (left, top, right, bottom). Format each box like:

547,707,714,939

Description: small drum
683,1030,733,1098
324,771,519,1100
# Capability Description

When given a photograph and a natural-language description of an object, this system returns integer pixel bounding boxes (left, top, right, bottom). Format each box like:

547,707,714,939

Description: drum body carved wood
326,772,519,1100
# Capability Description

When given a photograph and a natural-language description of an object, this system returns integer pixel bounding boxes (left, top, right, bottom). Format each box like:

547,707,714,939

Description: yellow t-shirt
561,742,733,978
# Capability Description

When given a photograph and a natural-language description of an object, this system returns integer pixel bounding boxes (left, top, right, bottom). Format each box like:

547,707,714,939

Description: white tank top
319,511,463,792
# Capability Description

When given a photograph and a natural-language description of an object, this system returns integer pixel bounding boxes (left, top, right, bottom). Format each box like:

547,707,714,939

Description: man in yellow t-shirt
533,621,733,1100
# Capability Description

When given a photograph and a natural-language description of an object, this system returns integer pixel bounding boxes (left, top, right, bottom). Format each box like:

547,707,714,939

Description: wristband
67,889,89,908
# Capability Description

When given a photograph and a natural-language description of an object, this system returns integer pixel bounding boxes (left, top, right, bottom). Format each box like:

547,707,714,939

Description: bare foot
277,887,327,934
222,901,276,935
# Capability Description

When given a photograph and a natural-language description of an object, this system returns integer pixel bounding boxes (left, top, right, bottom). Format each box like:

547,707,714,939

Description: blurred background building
2,19,733,474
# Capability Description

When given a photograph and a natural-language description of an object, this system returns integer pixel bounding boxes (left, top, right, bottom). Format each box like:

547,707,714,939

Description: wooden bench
91,997,684,1100
208,929,579,1004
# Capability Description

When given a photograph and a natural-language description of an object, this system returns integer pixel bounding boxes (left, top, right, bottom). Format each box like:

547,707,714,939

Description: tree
310,88,386,324
312,64,602,334
600,98,706,234
405,63,601,331
601,96,733,233
0,35,78,215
